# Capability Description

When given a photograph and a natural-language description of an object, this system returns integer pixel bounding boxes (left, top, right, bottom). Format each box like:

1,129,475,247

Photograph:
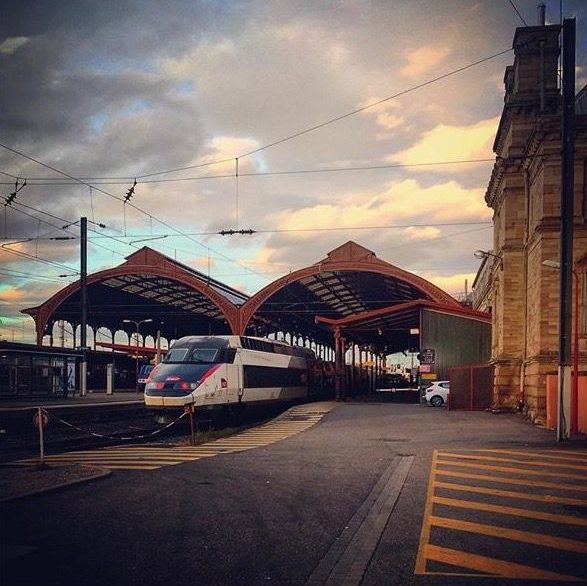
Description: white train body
144,335,313,411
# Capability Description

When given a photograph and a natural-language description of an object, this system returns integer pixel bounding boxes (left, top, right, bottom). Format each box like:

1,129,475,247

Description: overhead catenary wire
134,46,515,179
0,142,273,281
0,42,518,286
0,157,498,186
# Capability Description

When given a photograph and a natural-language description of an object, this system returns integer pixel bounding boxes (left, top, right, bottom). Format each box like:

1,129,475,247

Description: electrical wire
507,0,528,26
135,47,514,179
0,158,497,186
0,143,274,282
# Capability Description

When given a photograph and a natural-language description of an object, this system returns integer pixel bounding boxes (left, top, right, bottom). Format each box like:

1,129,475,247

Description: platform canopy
23,241,477,354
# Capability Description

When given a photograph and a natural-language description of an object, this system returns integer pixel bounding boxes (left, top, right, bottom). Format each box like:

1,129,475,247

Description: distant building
476,23,587,424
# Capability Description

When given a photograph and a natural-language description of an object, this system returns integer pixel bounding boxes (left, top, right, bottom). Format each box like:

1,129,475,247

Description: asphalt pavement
1,401,586,586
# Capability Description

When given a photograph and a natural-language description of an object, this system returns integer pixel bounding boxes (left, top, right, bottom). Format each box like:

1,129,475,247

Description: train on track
144,336,333,418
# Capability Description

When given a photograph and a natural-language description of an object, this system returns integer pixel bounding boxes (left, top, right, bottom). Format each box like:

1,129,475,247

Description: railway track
0,402,292,463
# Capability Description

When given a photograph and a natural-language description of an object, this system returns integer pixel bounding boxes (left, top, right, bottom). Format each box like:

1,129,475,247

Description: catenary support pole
80,217,88,397
558,18,575,441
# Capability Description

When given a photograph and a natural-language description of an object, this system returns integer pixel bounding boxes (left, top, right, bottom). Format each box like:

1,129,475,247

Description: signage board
420,348,435,364
420,373,438,380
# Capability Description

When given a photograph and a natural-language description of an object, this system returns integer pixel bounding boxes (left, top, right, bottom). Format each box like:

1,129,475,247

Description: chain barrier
47,409,189,442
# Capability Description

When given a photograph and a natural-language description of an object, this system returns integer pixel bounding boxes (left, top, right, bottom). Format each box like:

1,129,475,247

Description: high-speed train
144,335,319,414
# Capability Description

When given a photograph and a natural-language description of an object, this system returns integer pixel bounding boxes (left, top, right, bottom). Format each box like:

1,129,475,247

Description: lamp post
543,260,579,438
122,319,152,393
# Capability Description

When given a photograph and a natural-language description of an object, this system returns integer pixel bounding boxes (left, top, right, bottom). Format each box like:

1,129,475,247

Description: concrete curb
0,467,112,503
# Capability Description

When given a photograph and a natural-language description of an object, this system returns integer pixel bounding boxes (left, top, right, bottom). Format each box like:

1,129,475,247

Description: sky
1,0,586,345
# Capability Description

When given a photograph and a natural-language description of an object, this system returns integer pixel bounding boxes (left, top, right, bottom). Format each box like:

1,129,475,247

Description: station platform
0,390,143,412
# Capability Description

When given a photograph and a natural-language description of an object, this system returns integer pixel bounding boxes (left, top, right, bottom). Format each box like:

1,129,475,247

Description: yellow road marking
433,479,587,506
472,449,587,462
437,452,587,472
436,469,587,492
437,459,587,480
415,449,438,574
430,515,587,554
424,544,582,581
432,495,587,526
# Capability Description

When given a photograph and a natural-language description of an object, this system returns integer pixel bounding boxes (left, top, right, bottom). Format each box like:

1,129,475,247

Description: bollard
106,363,114,395
34,407,49,469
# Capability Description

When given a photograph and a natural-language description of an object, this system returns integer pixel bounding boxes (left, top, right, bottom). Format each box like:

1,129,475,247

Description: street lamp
122,319,153,393
542,260,579,438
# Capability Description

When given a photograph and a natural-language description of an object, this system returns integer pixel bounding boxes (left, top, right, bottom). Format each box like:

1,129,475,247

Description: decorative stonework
480,23,587,423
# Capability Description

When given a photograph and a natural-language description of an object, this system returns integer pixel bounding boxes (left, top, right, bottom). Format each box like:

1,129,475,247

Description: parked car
376,373,418,393
423,381,450,407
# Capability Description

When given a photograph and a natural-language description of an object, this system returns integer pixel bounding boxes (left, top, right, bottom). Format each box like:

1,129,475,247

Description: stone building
477,23,587,424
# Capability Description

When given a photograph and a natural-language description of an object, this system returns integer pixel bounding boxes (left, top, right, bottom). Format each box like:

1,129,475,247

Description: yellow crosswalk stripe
416,449,587,581
429,515,587,554
436,458,587,480
472,449,587,462
424,544,582,581
432,495,587,526
433,480,587,506
437,451,587,472
435,469,587,492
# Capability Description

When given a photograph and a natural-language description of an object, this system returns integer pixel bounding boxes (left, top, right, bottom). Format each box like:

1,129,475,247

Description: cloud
274,178,491,235
403,226,441,240
399,45,451,79
389,117,499,169
0,36,29,55
359,96,404,136
0,286,27,303
419,272,477,297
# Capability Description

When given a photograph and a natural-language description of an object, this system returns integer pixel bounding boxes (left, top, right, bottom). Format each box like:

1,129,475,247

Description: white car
423,381,450,407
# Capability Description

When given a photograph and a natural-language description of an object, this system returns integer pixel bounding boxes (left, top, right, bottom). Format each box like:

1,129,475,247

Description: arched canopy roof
23,241,464,354
22,248,243,344
238,242,460,347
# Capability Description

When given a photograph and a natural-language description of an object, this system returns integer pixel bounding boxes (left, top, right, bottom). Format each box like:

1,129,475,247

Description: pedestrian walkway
415,448,587,582
7,403,337,470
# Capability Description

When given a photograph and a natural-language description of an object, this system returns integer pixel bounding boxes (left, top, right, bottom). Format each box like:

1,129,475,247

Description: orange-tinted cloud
399,45,451,79
390,117,499,169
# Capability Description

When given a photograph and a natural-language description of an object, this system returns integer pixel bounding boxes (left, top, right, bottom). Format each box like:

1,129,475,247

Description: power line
0,157,497,186
507,0,528,26
0,269,74,283
75,220,491,239
0,142,272,281
128,46,514,179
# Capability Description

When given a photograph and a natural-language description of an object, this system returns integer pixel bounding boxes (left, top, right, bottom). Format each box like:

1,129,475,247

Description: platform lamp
123,319,153,393
543,260,579,438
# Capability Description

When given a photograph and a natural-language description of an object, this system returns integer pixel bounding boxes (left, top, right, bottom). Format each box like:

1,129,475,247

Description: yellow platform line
436,469,587,492
433,480,587,506
437,459,587,480
430,515,587,554
422,544,583,581
432,495,587,526
437,452,587,472
415,449,438,574
8,403,336,470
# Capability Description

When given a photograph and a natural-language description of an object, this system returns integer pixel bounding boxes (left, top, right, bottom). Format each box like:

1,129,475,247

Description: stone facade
480,24,587,424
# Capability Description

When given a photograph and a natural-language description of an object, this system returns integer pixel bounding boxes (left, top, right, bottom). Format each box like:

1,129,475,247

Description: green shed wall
421,309,491,380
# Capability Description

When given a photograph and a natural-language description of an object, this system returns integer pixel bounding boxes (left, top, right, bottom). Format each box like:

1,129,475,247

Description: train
144,335,330,417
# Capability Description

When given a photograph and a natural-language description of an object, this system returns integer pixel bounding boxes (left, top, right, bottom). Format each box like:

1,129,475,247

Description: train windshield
165,347,220,363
